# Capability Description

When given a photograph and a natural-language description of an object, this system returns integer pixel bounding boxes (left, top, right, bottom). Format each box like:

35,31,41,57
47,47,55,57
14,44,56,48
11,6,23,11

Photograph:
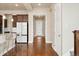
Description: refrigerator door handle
17,34,20,36
21,34,27,36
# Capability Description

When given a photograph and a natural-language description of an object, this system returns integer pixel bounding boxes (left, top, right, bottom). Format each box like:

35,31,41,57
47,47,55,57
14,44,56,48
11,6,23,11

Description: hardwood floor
3,43,57,56
3,36,58,56
33,36,45,47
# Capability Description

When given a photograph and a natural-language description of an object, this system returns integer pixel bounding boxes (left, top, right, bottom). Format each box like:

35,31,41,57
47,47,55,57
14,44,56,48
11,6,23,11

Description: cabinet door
4,19,7,27
13,15,17,27
17,15,28,22
0,15,2,27
76,32,79,55
0,15,2,33
17,15,23,22
23,15,28,22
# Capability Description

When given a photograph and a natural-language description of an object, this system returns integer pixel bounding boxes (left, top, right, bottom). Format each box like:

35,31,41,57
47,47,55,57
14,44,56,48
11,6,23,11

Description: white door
35,20,43,36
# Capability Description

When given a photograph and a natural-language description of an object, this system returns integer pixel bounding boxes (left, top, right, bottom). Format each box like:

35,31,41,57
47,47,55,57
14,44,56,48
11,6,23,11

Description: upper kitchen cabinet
13,15,17,27
22,15,28,22
0,15,2,27
0,15,2,33
12,15,28,27
17,15,23,22
17,15,28,22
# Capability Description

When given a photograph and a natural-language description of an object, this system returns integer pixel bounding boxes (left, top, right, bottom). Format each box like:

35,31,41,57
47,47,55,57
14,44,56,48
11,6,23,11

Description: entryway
33,15,45,45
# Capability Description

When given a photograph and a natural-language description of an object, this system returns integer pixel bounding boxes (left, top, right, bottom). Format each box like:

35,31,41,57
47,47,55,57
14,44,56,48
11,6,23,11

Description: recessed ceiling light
12,14,16,15
15,4,19,6
3,15,6,19
38,3,41,6
11,19,14,22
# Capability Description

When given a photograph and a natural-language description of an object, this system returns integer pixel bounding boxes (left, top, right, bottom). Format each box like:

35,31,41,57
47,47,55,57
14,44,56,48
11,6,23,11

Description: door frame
33,15,46,38
34,16,45,36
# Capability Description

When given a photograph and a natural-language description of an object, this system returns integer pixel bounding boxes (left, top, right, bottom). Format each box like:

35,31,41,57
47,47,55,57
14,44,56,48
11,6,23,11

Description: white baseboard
52,45,57,54
0,44,15,56
62,48,74,56
52,44,55,50
29,41,33,43
62,52,70,56
7,45,15,52
52,45,74,56
52,45,61,56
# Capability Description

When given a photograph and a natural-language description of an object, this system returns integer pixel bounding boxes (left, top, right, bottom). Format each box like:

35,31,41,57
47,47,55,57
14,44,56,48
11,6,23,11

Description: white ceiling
0,3,52,10
31,3,52,8
0,3,32,10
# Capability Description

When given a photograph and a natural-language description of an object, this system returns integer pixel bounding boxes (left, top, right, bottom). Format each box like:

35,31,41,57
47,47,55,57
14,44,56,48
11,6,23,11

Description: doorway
33,15,45,44
33,16,45,37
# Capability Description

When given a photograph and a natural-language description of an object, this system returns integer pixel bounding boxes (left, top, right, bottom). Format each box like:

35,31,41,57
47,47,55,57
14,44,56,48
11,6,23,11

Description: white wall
51,4,55,45
35,19,43,36
62,3,79,55
4,14,13,32
53,3,79,56
0,10,28,15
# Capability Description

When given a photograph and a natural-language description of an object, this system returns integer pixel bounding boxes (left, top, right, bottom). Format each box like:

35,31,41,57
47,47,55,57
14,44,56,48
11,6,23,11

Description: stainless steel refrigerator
16,22,27,43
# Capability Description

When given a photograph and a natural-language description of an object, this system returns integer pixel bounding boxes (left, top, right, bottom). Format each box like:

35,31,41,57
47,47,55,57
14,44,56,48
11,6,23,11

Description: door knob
58,34,60,37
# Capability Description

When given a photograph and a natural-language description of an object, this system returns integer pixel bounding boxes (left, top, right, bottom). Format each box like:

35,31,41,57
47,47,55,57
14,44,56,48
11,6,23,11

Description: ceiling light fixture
3,15,6,19
11,19,14,22
38,3,41,6
15,4,19,7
